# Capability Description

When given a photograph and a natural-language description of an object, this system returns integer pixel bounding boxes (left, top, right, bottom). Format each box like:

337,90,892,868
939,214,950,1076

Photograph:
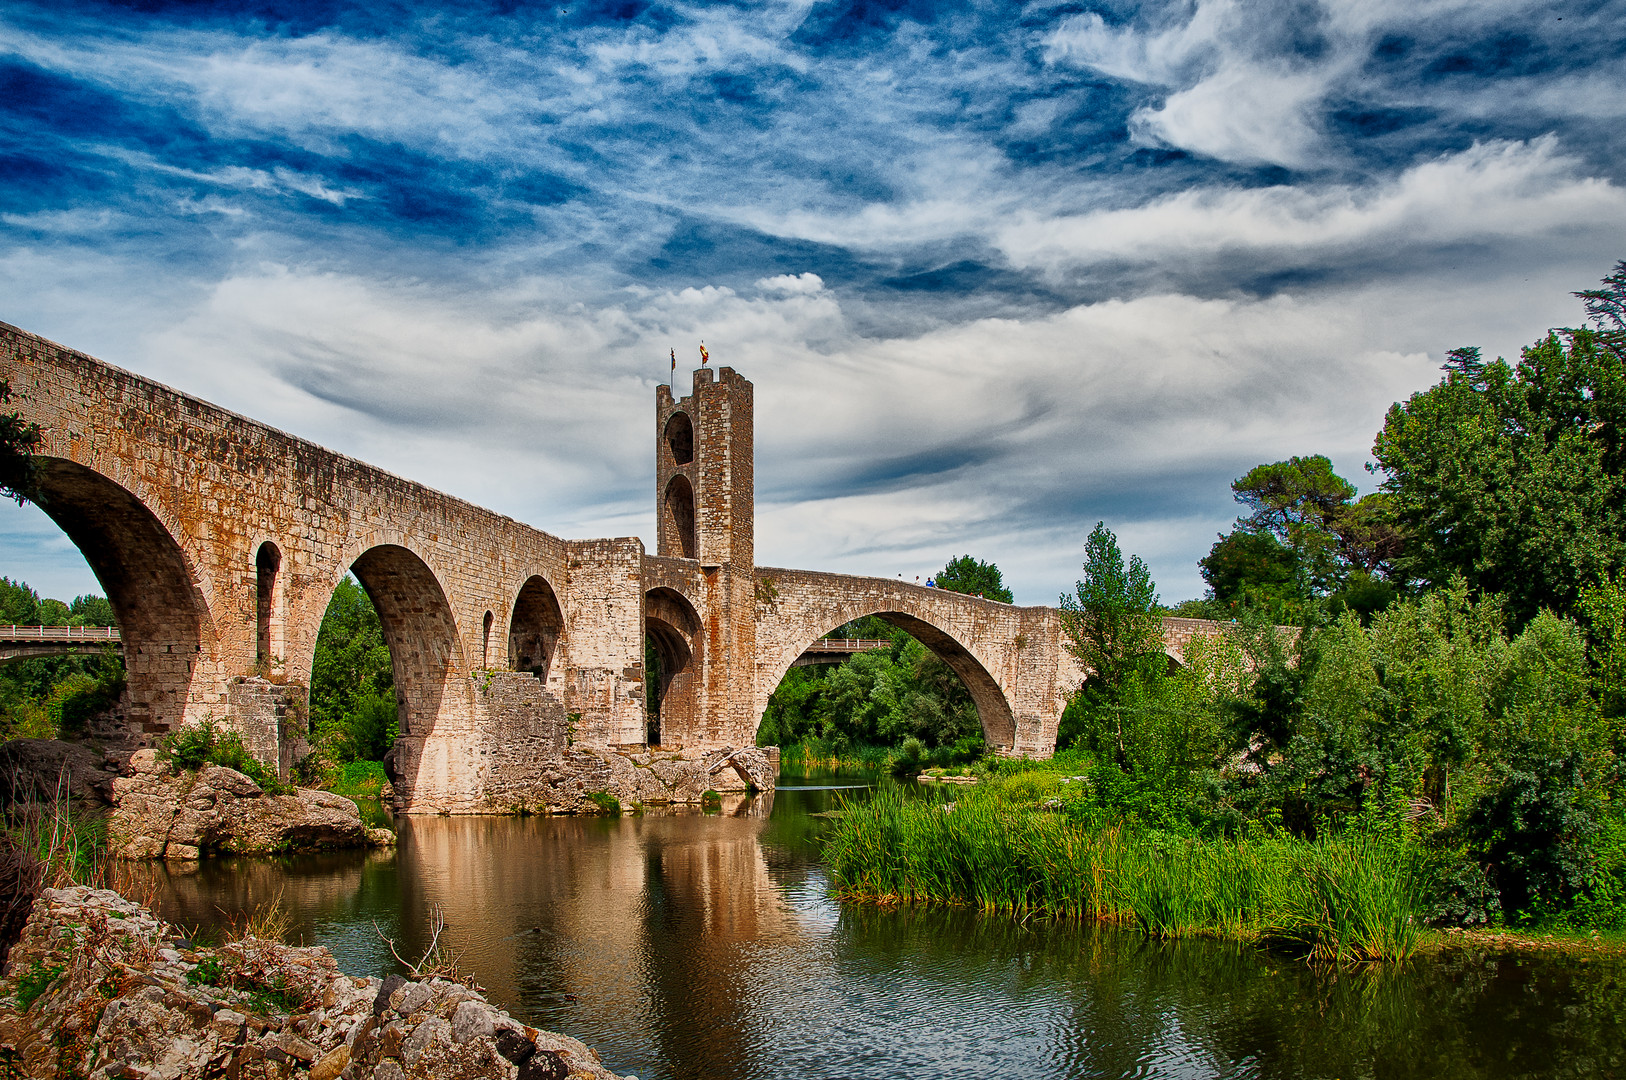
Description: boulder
0,886,630,1079
0,739,116,804
107,761,395,860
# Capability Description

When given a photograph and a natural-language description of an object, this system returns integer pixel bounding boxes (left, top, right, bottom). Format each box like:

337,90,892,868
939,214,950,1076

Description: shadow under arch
345,545,467,797
30,457,215,738
645,586,702,746
509,574,564,682
662,475,696,560
770,610,1016,752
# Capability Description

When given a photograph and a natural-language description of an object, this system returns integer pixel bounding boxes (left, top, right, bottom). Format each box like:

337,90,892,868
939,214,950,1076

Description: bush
160,719,288,793
891,736,928,777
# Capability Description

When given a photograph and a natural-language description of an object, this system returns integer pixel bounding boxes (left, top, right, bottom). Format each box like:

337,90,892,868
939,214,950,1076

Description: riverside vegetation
823,264,1626,960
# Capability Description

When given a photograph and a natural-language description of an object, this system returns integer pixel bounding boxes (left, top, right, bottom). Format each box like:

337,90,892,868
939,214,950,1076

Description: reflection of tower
653,367,758,746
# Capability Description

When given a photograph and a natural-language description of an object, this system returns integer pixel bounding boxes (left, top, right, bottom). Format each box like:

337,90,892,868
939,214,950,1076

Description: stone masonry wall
0,322,645,812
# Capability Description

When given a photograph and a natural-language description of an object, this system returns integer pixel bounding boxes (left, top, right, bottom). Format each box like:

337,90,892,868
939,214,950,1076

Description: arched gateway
3,320,1231,810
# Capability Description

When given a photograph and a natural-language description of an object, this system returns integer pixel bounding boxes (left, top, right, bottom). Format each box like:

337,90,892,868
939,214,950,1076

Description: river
129,778,1626,1080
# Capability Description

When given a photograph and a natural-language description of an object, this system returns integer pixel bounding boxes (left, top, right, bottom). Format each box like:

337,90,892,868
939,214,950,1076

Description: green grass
327,759,389,800
14,961,64,1009
186,956,225,987
585,791,622,815
823,786,1423,963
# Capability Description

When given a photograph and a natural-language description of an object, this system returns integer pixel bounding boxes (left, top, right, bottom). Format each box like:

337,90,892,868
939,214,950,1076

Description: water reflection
133,780,1626,1080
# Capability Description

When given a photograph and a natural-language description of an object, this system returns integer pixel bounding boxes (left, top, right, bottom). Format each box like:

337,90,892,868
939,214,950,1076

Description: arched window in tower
255,541,281,667
664,475,697,560
482,610,494,668
665,411,694,465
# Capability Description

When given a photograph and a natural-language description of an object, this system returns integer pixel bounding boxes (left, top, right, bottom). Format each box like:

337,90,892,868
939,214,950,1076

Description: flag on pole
699,341,709,365
669,347,676,379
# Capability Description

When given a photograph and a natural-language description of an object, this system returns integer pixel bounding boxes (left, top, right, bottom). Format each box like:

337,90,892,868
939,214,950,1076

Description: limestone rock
0,739,117,804
0,886,630,1080
106,765,394,860
476,743,775,815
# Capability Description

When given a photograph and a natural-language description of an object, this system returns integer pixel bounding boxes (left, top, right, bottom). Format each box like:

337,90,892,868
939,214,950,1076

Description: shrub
159,719,289,793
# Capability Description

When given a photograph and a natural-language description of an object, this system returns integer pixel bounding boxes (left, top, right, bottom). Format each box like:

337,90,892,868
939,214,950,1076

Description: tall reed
824,786,1422,962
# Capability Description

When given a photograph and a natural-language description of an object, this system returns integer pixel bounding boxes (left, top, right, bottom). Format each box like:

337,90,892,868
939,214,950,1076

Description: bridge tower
650,366,758,747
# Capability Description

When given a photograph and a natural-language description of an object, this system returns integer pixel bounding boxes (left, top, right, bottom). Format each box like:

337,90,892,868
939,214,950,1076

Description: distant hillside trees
0,576,121,741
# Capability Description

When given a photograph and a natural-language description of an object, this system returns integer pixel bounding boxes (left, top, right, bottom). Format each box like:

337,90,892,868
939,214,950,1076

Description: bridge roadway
2,320,1237,812
0,624,122,665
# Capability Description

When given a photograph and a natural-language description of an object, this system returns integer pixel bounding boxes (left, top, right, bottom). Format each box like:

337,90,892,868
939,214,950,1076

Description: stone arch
645,586,702,746
341,544,467,743
28,457,217,738
509,575,564,683
764,605,1017,752
664,410,694,466
663,475,697,560
255,541,283,668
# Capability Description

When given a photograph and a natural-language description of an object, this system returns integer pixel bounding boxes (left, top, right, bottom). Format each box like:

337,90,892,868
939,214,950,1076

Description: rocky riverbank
0,886,632,1079
108,750,395,861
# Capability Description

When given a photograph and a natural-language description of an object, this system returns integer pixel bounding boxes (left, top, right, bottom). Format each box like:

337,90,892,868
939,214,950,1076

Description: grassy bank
824,785,1424,962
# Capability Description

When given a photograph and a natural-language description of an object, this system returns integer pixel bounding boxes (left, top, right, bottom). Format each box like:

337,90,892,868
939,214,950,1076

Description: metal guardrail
805,638,891,652
0,624,122,642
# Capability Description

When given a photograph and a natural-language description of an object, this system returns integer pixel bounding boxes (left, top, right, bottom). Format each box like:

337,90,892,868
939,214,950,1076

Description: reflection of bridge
2,321,1236,812
0,624,122,665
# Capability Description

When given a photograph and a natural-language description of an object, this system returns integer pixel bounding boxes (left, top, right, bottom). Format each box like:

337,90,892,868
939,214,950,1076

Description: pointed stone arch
29,457,217,739
662,476,697,560
763,607,1016,751
645,586,703,746
509,574,564,683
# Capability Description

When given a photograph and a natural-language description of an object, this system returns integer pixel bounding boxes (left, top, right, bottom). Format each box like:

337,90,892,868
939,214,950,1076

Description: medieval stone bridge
2,321,1231,812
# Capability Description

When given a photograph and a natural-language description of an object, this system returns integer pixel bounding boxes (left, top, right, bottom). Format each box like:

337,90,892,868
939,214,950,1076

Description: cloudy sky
3,0,1624,606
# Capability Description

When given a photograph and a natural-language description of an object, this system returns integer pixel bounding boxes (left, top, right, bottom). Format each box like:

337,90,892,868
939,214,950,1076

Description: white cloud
755,273,824,294
996,138,1625,277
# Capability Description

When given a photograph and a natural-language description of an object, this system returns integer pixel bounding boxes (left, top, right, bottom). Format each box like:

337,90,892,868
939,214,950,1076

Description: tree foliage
1059,522,1163,691
308,576,397,763
0,577,122,741
1373,328,1626,624
0,379,41,507
934,555,1013,603
758,628,981,758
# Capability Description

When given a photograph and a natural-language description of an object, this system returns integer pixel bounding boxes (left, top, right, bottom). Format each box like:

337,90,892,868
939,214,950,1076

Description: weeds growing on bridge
823,785,1423,963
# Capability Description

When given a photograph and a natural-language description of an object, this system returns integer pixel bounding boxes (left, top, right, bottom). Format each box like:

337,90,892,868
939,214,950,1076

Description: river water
131,779,1626,1080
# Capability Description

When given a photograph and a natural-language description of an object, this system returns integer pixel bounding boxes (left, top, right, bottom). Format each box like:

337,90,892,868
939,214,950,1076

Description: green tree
1373,326,1626,624
934,555,1014,603
0,577,41,625
1058,523,1167,754
0,579,124,741
1199,529,1304,621
69,594,115,627
0,378,41,506
1059,522,1164,691
309,576,397,762
1231,455,1358,593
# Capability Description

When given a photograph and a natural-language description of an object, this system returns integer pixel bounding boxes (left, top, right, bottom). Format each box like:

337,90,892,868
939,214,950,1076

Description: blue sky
3,0,1625,606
